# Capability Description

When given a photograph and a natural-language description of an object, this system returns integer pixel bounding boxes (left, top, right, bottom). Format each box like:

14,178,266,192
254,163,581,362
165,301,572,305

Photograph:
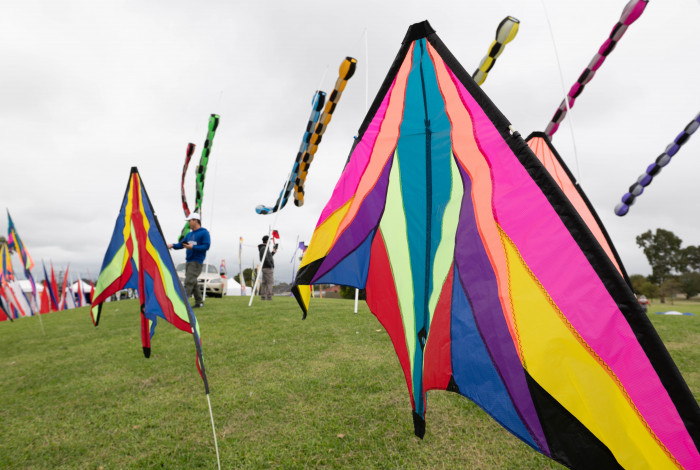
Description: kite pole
206,393,221,470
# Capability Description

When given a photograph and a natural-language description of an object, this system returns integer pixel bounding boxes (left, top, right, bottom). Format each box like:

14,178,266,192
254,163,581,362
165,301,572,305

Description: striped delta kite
292,21,700,469
90,167,209,392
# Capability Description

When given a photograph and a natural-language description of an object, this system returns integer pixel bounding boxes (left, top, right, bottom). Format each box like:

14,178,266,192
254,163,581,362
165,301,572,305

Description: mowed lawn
1,296,697,469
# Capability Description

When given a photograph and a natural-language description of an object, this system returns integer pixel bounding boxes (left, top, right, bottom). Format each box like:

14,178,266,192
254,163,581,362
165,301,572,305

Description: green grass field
1,296,697,469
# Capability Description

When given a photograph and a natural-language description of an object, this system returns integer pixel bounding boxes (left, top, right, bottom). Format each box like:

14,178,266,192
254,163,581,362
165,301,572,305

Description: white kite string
539,0,583,184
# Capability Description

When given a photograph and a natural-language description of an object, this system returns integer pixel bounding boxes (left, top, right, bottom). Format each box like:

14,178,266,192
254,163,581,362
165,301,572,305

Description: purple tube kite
615,111,700,216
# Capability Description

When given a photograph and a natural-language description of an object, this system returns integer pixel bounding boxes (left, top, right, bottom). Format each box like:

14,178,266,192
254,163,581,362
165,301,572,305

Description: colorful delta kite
294,57,357,207
615,111,700,216
256,91,326,215
472,16,519,86
91,167,209,392
293,21,700,469
179,114,220,241
544,0,648,138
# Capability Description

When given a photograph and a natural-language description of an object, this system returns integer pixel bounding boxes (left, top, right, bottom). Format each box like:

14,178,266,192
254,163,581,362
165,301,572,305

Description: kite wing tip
143,347,151,359
412,411,426,439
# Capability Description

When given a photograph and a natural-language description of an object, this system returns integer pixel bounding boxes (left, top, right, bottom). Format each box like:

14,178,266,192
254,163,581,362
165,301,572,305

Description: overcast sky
2,0,699,285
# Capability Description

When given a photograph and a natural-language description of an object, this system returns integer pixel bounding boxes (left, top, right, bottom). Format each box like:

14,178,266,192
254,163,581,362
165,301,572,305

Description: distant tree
635,229,684,284
242,268,254,285
629,274,659,299
659,277,681,304
339,285,366,300
678,271,700,299
680,245,700,273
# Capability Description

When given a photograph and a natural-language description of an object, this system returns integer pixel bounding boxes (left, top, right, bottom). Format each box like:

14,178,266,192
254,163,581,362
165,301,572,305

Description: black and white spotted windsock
614,111,700,216
544,0,648,138
294,57,357,207
472,16,519,86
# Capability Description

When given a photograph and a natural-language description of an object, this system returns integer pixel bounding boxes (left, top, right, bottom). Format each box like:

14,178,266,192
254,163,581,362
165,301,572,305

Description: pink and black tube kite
544,0,648,138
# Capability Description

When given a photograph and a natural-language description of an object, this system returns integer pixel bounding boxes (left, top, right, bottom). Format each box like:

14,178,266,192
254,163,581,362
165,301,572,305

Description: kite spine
615,111,700,216
544,0,648,138
294,57,357,207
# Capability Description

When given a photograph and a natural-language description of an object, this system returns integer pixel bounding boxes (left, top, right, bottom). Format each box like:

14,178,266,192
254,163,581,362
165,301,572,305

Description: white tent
224,277,248,296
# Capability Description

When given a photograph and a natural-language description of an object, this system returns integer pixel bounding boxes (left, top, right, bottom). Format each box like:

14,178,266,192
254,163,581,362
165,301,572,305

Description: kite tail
615,111,700,216
294,58,357,207
544,0,648,137
179,114,220,241
140,303,151,358
256,91,326,215
472,16,519,86
412,411,426,439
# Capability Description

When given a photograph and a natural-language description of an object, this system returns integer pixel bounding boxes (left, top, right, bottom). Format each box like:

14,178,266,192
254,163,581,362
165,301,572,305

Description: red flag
50,263,59,311
40,281,51,314
76,278,84,307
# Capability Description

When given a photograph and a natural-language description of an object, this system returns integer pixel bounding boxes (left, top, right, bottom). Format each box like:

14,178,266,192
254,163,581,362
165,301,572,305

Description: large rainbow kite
293,21,700,469
90,167,209,392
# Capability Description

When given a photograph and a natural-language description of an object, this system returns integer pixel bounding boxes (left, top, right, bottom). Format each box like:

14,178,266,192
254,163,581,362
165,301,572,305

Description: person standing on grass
258,235,277,301
168,213,210,308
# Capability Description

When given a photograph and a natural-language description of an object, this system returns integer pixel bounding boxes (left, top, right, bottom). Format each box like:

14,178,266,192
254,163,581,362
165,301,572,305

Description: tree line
633,228,700,302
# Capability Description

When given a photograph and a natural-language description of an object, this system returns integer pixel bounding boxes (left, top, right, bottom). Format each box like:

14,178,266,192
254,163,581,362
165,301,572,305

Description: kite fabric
544,0,648,138
615,111,700,216
293,57,357,207
292,21,700,469
472,16,519,86
7,211,35,272
178,114,220,241
90,167,210,393
526,132,630,285
256,90,326,215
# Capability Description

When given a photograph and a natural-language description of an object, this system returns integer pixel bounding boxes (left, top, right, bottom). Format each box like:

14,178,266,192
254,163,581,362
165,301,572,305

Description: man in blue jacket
168,213,211,308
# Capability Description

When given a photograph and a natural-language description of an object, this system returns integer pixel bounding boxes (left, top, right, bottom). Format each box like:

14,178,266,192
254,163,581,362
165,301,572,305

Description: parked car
176,263,226,297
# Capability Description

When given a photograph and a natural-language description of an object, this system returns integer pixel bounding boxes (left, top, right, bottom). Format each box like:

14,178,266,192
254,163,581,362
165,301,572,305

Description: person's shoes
192,303,204,308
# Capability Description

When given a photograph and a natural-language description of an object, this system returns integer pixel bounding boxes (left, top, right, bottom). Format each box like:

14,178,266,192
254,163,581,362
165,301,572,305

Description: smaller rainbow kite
91,167,209,392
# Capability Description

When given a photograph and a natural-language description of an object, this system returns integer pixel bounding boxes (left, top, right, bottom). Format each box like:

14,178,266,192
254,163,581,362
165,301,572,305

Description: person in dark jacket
258,235,277,300
168,213,210,308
